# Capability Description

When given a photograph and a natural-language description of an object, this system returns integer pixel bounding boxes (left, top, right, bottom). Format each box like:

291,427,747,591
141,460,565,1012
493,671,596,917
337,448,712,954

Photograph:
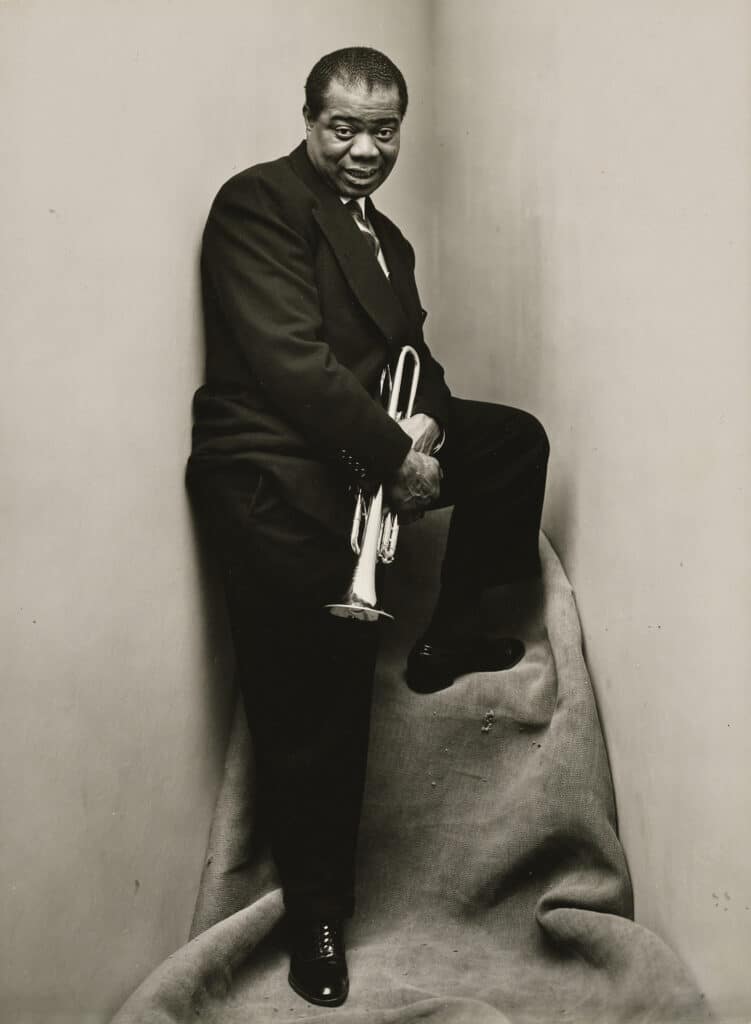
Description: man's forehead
321,77,402,118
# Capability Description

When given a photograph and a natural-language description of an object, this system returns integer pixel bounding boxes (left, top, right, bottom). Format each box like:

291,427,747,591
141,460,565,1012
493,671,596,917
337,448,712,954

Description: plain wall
0,2,431,1019
429,2,751,1018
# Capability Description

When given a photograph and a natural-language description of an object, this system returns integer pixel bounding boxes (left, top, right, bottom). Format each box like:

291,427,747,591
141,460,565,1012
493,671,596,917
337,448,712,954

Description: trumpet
326,345,420,622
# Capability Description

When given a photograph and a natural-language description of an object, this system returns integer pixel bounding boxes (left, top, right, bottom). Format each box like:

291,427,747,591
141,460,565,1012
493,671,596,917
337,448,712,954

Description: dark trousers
191,398,548,920
437,398,549,589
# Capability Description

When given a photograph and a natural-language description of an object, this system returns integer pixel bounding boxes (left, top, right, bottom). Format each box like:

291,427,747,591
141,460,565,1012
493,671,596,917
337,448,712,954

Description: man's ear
302,104,313,133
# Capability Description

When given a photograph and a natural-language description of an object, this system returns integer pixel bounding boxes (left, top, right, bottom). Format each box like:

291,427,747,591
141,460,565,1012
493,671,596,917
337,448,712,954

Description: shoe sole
288,971,349,1007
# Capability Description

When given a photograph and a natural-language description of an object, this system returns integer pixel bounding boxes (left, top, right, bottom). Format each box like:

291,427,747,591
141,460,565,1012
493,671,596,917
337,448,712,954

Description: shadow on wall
542,467,577,586
185,480,237,731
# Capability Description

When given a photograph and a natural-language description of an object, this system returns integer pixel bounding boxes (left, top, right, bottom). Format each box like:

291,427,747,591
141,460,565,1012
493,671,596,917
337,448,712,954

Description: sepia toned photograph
2,2,749,1022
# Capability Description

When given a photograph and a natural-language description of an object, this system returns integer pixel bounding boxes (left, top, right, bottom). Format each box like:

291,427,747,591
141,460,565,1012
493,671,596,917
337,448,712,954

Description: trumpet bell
325,599,393,623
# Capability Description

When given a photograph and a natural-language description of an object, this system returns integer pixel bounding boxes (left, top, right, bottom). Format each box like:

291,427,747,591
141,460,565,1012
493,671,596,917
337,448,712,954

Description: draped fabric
113,519,706,1024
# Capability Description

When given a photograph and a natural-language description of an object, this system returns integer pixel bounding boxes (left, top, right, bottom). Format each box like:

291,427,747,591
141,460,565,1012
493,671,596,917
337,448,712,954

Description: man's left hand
398,414,442,455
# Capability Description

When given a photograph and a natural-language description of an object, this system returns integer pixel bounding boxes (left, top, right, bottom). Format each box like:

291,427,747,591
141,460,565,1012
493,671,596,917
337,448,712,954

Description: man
187,47,548,1008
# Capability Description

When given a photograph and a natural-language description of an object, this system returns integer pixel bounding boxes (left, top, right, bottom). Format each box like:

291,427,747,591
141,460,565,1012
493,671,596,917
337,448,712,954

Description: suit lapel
288,143,409,348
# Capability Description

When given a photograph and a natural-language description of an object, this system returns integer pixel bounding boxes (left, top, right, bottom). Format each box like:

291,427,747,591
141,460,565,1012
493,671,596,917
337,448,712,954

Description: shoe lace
316,921,339,959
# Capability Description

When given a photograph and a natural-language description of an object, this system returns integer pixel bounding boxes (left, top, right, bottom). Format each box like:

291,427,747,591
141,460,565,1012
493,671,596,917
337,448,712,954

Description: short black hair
305,46,408,120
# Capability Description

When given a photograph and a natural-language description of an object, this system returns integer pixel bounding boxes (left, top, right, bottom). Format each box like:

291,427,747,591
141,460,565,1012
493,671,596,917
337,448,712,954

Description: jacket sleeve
202,174,411,480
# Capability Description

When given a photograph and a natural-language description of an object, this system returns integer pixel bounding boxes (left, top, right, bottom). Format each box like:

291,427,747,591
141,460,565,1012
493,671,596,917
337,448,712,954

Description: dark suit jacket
188,141,451,534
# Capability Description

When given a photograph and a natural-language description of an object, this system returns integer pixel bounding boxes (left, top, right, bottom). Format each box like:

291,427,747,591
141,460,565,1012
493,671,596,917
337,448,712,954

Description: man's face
304,77,402,198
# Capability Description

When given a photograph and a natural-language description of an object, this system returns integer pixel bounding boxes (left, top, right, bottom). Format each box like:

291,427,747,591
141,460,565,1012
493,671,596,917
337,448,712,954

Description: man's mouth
343,167,379,180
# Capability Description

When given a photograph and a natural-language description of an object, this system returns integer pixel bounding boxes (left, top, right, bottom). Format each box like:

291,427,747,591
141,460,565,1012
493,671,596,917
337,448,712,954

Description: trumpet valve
378,512,399,564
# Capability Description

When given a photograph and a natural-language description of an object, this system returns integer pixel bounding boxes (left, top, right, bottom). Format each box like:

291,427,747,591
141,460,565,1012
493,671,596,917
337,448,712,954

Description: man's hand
398,413,442,455
385,448,442,517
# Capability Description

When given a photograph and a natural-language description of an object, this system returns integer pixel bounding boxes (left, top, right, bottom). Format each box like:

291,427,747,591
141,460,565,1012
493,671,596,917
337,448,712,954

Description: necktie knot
345,199,364,219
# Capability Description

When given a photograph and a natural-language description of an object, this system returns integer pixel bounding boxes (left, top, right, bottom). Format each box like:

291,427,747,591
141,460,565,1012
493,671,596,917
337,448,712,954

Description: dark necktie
346,200,382,262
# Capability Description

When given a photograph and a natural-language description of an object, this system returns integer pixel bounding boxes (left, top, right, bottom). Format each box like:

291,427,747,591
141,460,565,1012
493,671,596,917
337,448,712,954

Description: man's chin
342,186,376,199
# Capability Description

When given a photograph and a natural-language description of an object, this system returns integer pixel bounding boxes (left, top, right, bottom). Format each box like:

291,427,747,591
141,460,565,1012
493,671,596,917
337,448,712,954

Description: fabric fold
113,521,707,1024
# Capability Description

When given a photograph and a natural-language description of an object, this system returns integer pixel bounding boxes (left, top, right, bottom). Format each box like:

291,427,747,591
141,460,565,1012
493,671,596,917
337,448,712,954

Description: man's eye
333,127,354,140
376,129,396,142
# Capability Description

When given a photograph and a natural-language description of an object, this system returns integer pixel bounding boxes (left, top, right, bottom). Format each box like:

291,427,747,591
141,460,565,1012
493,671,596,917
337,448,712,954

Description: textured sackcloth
112,518,707,1024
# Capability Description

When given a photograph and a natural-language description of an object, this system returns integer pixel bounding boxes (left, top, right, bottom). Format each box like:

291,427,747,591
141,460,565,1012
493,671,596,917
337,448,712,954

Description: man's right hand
385,448,442,516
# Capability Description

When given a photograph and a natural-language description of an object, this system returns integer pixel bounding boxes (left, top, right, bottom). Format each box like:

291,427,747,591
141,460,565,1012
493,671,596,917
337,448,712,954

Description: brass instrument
326,345,420,622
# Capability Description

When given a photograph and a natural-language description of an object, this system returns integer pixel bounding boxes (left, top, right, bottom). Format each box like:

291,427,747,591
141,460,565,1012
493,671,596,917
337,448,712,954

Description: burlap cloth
113,518,706,1023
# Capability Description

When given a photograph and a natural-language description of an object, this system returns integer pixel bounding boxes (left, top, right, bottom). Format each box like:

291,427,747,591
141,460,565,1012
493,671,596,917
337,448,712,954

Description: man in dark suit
187,47,548,1008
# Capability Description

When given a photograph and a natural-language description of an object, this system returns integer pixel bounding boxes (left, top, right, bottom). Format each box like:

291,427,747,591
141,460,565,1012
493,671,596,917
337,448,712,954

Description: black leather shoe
288,919,349,1007
406,635,525,693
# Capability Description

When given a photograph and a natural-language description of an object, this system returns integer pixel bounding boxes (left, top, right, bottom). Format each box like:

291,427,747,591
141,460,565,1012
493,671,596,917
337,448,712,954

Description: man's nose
349,131,378,160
